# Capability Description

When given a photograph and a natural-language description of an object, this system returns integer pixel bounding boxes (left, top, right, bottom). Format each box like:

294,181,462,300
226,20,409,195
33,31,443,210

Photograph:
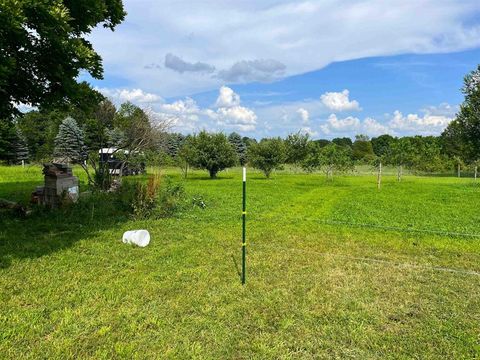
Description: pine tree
54,117,87,163
12,127,29,164
0,119,17,162
228,132,247,165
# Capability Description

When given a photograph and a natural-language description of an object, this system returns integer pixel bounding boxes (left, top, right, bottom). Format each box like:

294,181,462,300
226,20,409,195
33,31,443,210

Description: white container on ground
122,230,150,247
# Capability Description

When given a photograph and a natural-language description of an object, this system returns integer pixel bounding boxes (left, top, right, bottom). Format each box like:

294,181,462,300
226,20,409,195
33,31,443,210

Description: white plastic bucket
122,230,150,247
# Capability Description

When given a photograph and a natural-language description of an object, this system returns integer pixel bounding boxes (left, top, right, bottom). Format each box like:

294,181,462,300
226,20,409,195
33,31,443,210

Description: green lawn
0,165,479,359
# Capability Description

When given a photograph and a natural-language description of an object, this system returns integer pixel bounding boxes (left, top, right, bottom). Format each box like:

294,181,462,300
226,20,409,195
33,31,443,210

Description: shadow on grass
0,186,130,269
0,180,44,204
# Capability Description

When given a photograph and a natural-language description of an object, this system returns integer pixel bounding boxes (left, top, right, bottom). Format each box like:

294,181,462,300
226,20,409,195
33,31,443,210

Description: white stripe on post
243,167,246,182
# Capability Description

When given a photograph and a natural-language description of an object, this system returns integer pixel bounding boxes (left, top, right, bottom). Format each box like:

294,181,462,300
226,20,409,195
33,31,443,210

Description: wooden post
377,161,382,190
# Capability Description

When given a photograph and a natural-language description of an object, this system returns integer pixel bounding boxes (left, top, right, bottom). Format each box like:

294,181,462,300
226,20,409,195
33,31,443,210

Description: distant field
0,165,479,359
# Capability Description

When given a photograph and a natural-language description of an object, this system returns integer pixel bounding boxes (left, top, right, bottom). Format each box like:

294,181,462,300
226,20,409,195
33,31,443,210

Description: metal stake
242,167,246,285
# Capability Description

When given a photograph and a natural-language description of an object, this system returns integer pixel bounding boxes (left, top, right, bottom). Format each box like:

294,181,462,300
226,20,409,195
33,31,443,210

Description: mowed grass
0,165,479,359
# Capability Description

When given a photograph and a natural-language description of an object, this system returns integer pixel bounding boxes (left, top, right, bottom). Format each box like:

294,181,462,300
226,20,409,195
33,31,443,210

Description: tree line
1,65,480,182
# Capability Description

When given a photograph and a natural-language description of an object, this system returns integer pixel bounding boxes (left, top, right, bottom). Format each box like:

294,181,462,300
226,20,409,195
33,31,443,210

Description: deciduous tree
190,131,237,178
247,138,286,178
0,0,126,119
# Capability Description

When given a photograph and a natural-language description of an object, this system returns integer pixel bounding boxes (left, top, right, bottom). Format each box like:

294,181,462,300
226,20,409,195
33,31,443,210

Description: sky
84,0,480,139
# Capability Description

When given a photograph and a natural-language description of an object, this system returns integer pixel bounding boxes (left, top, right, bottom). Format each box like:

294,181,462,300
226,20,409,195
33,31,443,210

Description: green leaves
248,137,286,178
189,131,238,178
0,0,126,119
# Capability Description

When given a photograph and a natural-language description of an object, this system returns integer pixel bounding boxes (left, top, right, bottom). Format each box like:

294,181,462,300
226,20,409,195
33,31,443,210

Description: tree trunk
209,169,217,178
475,166,477,182
457,163,461,178
377,162,382,190
397,165,402,182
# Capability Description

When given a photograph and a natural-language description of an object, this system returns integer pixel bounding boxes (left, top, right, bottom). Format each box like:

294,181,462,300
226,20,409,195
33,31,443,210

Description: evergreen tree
228,132,247,165
0,119,16,162
12,127,29,164
53,117,87,163
167,133,185,157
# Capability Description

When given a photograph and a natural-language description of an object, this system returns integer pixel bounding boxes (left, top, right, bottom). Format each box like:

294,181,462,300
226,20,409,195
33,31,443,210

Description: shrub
119,173,186,219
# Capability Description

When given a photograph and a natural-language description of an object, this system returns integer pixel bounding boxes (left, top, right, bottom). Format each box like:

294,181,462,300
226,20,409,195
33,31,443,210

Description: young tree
247,138,286,178
472,159,480,182
177,136,197,179
53,117,87,164
453,156,464,178
190,131,237,178
371,156,385,190
1,1,126,119
285,131,310,170
228,132,247,165
317,143,353,180
387,137,413,181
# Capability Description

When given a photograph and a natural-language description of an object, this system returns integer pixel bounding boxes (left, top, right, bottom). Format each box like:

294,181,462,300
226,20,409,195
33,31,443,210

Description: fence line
183,213,480,239
254,243,480,277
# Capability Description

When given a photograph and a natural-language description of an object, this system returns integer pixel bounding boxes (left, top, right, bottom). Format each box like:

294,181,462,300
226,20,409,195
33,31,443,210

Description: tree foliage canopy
0,0,126,118
248,137,286,178
190,131,237,178
285,131,310,166
442,65,480,163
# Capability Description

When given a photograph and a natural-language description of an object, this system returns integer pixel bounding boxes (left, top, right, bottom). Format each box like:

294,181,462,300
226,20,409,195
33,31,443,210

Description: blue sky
85,0,480,139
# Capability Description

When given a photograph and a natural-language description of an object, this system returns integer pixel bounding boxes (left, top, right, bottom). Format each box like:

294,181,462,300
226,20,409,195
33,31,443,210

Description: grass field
0,165,479,359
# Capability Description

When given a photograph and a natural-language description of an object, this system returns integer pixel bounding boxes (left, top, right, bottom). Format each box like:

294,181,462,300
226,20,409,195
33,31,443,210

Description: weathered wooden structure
31,164,79,207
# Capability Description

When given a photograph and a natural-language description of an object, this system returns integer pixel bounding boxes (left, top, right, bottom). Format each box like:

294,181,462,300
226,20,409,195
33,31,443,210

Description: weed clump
120,173,187,219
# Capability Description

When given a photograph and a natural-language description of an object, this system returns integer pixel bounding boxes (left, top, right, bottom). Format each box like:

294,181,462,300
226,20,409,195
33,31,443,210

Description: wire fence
182,212,480,239
256,244,480,277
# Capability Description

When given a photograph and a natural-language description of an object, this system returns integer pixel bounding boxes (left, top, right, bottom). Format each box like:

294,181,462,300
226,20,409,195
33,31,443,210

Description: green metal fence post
242,167,246,285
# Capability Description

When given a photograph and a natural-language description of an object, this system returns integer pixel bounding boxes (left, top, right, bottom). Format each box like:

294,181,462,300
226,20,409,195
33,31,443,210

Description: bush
119,174,186,219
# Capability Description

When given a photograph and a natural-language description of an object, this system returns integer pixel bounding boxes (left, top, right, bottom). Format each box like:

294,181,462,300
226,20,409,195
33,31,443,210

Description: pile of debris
31,163,79,208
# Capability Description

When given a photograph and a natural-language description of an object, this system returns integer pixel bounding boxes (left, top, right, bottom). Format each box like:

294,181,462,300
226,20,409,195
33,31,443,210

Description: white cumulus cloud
296,108,310,124
97,87,162,104
215,86,241,108
211,86,257,131
320,90,361,112
153,86,257,132
388,110,453,134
